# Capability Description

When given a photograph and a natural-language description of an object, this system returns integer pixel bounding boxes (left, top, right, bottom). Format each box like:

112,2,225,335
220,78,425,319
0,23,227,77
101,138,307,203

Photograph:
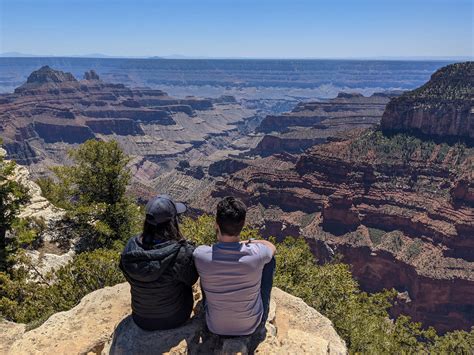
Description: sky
0,0,472,58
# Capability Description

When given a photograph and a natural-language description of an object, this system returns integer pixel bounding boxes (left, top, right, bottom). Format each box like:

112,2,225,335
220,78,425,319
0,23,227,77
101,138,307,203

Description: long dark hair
141,218,183,249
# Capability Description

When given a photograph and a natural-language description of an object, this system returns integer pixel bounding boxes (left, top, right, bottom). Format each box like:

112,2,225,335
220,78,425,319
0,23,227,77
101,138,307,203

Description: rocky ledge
1,283,346,355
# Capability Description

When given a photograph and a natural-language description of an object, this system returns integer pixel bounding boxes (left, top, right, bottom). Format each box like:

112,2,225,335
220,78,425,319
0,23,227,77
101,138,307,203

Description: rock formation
1,283,347,355
5,153,64,223
24,65,76,85
1,148,73,277
257,92,393,134
193,63,474,333
84,70,100,81
250,92,395,157
381,62,473,140
0,66,257,197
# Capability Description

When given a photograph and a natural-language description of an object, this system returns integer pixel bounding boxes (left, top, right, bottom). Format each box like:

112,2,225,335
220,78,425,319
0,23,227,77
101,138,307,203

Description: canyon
0,61,472,334
0,66,260,198
194,62,474,333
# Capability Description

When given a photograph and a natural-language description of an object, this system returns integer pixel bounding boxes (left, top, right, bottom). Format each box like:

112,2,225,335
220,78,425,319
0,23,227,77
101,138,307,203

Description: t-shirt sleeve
255,243,273,265
192,245,208,271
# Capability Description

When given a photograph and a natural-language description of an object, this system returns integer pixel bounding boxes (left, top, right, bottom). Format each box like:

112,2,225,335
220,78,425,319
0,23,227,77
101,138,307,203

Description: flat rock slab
4,283,346,355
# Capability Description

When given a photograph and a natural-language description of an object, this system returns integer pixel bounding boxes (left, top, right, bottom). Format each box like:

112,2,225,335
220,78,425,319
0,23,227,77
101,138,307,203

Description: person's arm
180,261,199,287
176,244,199,287
246,239,276,256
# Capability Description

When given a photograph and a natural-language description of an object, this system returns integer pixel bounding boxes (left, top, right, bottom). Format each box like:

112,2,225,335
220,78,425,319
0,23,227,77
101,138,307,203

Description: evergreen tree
0,144,30,270
37,140,141,250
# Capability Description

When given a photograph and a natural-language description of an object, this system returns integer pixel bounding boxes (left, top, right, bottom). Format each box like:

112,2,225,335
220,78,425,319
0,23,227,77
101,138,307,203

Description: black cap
145,194,187,225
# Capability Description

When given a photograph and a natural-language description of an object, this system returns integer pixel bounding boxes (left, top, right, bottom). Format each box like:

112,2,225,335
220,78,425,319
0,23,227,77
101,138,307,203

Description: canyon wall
197,62,474,333
381,62,473,140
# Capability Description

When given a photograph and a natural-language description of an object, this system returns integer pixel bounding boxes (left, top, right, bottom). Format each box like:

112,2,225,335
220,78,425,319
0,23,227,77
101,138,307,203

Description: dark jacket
119,236,198,330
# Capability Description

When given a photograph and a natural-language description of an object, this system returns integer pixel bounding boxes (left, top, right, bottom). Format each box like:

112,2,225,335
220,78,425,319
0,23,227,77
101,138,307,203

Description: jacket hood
120,236,182,282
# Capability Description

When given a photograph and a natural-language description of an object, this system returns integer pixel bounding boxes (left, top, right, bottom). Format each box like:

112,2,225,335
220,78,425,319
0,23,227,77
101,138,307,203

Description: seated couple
119,195,276,336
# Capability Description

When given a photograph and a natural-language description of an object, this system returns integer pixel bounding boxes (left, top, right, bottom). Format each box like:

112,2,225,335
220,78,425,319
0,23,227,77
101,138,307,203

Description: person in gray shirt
193,196,276,336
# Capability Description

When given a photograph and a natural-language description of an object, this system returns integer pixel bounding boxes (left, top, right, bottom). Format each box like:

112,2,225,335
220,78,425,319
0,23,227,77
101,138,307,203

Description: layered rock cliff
257,92,393,134
381,62,473,140
1,283,346,355
249,92,395,157
194,62,474,333
0,66,258,196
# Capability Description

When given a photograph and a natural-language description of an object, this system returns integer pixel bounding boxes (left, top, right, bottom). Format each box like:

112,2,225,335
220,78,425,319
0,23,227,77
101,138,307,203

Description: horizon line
1,52,472,62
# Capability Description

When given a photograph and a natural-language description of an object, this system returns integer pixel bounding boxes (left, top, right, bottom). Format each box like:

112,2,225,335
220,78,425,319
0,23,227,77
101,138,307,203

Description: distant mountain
1,52,472,61
0,52,43,57
69,53,117,58
0,52,140,59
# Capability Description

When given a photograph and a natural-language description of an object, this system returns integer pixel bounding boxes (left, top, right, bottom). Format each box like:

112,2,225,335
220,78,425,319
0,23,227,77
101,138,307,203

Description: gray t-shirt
193,242,273,336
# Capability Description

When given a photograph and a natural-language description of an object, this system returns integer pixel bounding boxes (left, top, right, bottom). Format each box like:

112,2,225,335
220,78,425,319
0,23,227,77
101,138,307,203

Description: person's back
193,197,276,336
120,195,198,331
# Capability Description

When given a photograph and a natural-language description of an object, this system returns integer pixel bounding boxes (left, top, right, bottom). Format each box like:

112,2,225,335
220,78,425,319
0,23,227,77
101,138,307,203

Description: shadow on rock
107,314,269,355
107,315,200,354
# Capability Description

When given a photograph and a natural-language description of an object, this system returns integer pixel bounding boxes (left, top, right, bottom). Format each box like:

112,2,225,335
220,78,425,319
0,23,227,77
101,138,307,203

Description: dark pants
260,256,276,324
132,290,194,331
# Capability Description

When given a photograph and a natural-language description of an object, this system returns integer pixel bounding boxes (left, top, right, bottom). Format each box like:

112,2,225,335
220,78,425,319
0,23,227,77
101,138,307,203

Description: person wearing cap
120,194,198,331
193,196,276,337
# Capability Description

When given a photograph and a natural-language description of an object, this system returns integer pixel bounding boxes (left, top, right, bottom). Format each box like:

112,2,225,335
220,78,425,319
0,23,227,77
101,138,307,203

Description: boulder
3,283,347,354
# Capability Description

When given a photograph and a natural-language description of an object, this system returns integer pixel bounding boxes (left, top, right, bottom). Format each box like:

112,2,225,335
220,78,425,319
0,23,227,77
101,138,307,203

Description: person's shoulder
122,234,140,253
247,242,270,253
193,244,212,257
179,239,196,250
246,242,273,260
178,239,197,256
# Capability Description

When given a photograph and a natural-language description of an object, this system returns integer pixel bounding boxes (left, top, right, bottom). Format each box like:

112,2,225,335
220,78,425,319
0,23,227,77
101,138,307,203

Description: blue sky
1,0,472,58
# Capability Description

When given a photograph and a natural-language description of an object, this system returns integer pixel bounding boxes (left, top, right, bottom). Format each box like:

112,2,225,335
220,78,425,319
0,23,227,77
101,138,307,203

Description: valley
192,62,474,333
0,60,472,334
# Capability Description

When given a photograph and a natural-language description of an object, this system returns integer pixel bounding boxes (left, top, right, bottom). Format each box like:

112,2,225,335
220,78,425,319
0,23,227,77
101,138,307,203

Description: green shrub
181,215,217,246
368,227,386,246
406,238,423,259
0,248,123,325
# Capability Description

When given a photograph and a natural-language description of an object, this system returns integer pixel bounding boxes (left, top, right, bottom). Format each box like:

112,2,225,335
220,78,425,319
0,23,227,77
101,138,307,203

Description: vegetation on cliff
403,61,473,101
37,140,142,250
380,62,473,140
346,129,472,168
0,140,473,353
0,142,30,270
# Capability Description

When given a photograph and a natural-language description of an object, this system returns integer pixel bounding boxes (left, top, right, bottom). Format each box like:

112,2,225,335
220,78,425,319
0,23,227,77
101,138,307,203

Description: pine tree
37,140,141,250
0,144,30,270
